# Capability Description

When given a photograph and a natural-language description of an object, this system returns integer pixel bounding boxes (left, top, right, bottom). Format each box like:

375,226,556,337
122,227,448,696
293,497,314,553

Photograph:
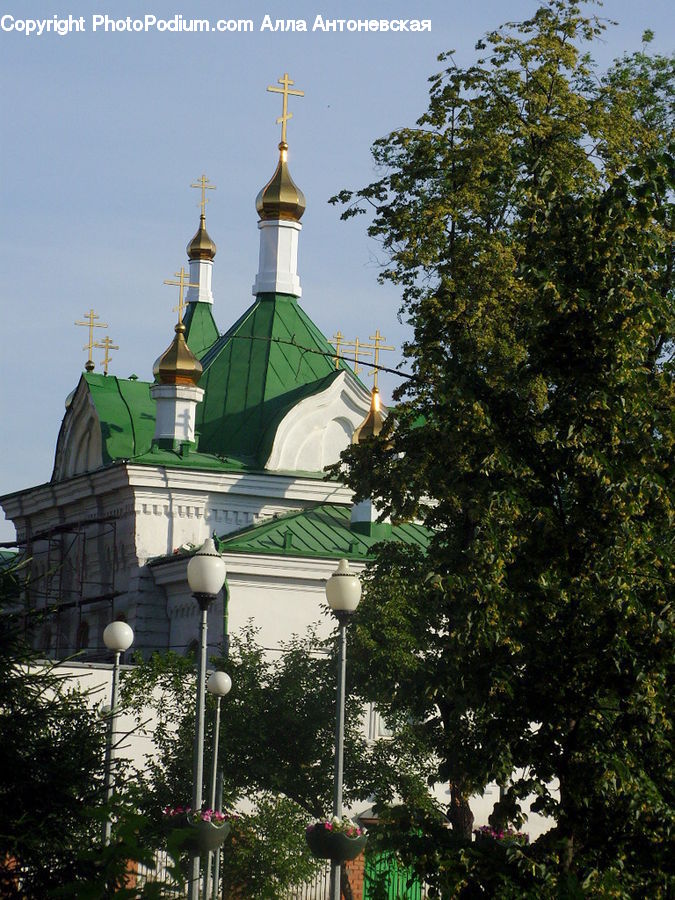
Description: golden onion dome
187,214,217,261
152,322,203,386
352,387,386,444
256,142,306,222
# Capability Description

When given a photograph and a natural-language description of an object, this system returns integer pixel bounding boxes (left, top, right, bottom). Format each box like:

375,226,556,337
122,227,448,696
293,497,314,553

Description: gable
265,371,370,471
52,374,156,481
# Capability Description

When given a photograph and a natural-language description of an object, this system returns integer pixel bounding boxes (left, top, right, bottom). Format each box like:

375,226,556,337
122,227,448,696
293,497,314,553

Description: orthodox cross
363,329,395,388
164,267,198,323
340,337,372,376
191,173,216,216
75,309,108,373
331,331,345,369
94,336,119,376
267,72,304,144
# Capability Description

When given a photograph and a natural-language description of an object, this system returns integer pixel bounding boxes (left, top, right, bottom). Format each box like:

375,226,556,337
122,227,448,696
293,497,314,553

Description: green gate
363,850,424,900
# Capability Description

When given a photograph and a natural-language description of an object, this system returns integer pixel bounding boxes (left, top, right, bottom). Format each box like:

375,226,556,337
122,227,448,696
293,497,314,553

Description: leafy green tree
0,562,182,899
331,2,674,896
0,563,107,897
122,624,435,898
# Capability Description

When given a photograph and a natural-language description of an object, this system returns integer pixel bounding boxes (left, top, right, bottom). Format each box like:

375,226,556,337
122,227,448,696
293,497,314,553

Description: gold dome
187,214,217,261
256,142,306,222
153,322,203,386
352,388,386,444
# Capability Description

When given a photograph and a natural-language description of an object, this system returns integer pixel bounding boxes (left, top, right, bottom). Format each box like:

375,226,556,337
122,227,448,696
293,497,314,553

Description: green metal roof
78,374,252,472
0,549,19,570
66,373,338,476
216,503,431,561
59,293,359,476
183,301,219,358
83,373,157,463
196,293,353,466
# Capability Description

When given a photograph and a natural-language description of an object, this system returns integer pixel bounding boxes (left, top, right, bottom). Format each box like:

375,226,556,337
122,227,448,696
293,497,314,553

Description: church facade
0,84,428,666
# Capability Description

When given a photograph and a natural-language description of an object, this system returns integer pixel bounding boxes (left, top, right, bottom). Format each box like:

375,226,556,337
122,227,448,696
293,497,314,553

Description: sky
0,0,672,543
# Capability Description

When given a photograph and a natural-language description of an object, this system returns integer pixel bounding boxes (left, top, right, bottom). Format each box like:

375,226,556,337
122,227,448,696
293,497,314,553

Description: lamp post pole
204,671,232,900
102,621,134,846
325,559,361,900
186,539,226,900
211,770,224,900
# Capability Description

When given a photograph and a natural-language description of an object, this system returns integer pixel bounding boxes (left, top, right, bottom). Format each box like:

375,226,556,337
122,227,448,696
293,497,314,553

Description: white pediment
264,371,373,472
52,379,103,481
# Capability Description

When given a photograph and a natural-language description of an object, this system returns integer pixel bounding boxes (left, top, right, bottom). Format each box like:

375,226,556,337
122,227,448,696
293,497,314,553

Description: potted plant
163,806,234,854
306,816,367,862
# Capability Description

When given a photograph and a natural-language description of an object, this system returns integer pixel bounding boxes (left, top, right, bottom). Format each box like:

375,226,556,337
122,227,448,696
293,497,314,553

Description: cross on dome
190,174,216,217
267,72,304,145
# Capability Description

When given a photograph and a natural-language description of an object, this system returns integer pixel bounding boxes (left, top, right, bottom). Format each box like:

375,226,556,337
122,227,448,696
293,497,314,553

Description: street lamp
205,670,232,900
325,558,362,900
102,620,134,845
186,538,226,900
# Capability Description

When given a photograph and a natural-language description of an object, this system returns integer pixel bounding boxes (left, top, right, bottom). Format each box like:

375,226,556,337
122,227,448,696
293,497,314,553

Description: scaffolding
19,516,122,658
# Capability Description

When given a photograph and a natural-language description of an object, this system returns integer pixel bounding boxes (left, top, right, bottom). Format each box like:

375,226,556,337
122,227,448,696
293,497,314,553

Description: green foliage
0,563,183,898
332,1,674,895
52,801,185,899
122,625,435,897
221,794,321,899
0,570,109,896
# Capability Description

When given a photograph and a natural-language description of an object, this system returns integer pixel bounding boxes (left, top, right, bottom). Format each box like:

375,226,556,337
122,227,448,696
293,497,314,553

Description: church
0,77,556,870
0,73,430,669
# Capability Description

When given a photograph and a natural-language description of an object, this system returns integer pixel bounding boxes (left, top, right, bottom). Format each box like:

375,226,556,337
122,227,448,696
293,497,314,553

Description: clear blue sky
1,0,672,542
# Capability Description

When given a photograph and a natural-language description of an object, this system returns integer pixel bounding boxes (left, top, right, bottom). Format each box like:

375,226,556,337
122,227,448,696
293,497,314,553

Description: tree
122,624,436,898
0,562,108,896
331,2,674,895
0,562,181,899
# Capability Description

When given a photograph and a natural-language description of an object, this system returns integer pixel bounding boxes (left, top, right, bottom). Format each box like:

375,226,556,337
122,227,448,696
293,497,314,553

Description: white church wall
49,660,159,773
127,466,354,565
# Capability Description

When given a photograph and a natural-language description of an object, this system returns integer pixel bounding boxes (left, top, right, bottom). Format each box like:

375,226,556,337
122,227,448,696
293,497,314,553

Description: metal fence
136,850,183,897
287,862,331,899
136,851,332,899
136,851,428,899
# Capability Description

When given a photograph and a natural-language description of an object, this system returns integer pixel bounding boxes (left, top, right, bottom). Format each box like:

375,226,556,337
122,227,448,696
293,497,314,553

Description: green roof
183,300,220,358
79,374,253,472
83,373,157,463
196,293,353,466
68,374,336,477
216,503,431,561
0,549,19,570
59,294,360,476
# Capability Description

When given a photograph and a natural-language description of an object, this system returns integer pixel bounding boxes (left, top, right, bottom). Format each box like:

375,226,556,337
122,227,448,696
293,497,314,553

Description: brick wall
344,851,366,899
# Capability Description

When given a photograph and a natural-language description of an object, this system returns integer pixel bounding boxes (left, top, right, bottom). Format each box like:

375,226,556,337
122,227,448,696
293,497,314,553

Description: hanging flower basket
188,817,232,853
163,807,233,854
306,818,367,862
474,826,529,848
